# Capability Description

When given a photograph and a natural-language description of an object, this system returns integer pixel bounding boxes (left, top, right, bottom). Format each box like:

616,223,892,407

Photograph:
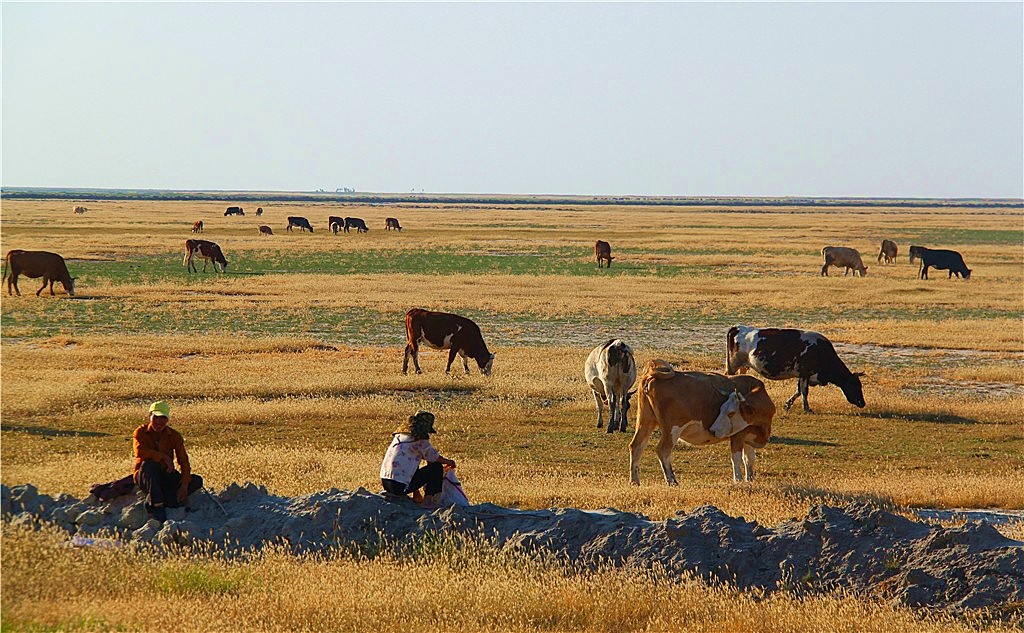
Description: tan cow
821,246,867,277
192,220,204,234
3,250,76,297
595,240,613,268
629,360,775,485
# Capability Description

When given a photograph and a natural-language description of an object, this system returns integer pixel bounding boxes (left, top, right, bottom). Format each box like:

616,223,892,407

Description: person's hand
443,458,457,470
177,484,188,504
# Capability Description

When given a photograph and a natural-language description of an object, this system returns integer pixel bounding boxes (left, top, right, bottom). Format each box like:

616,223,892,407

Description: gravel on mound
3,483,1022,617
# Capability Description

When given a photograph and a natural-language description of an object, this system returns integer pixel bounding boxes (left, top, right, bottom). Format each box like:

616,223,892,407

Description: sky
2,2,1022,197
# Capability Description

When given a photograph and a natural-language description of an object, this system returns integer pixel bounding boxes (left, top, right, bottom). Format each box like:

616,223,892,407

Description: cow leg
592,389,604,429
820,263,829,276
606,392,618,433
444,347,459,374
743,444,756,482
460,350,471,375
628,426,652,486
403,344,421,375
655,431,678,486
36,277,49,296
49,278,56,295
921,265,929,280
800,378,812,412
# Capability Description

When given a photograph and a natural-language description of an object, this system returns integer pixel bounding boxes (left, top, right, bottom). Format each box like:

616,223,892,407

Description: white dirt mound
3,483,1022,617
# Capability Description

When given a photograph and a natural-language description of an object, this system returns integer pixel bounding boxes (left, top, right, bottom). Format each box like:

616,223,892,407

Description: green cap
149,401,171,418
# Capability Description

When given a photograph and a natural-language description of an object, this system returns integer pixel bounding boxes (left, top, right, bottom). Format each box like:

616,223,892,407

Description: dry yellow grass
2,198,1022,630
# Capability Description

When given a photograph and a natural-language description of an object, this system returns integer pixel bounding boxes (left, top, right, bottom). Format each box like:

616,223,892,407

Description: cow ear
854,372,866,377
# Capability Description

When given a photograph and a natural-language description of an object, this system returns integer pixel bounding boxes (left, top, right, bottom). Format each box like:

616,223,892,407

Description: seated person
133,400,204,522
380,410,456,509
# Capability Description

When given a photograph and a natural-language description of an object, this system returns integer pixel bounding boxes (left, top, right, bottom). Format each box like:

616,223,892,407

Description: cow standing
192,220,204,234
224,207,245,217
385,217,402,231
327,216,344,235
726,325,865,413
345,217,369,233
584,339,637,433
255,207,263,217
821,246,868,277
258,225,274,236
403,308,494,375
183,239,229,273
595,240,613,268
877,240,898,264
287,216,314,233
630,360,776,485
910,246,971,279
3,250,76,297
73,206,88,214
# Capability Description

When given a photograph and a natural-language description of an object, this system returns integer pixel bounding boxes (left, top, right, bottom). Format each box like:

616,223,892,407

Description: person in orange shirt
133,401,203,522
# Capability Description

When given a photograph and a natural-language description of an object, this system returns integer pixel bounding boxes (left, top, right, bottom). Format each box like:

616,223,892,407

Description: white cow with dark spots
584,339,637,433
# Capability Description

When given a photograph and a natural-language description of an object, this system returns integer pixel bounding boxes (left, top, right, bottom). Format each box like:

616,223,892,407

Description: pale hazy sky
3,2,1022,197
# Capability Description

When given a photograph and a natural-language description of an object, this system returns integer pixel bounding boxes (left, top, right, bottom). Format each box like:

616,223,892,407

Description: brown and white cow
584,339,637,433
595,240,613,268
192,220,204,234
258,225,274,236
403,308,494,375
255,207,264,217
726,325,865,413
73,206,88,214
385,217,402,231
3,250,76,297
183,239,229,273
629,360,775,485
821,246,867,277
877,239,898,264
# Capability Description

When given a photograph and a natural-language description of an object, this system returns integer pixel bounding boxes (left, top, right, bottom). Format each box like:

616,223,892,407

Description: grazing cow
255,207,263,217
821,246,868,277
73,206,88,214
584,339,637,433
3,250,76,297
726,325,865,413
224,206,245,217
909,245,971,280
877,239,898,264
331,222,343,235
191,220,204,234
595,240,613,268
328,216,344,234
258,225,273,236
183,239,229,273
286,216,314,233
385,217,402,232
629,360,776,485
403,308,494,376
345,217,369,233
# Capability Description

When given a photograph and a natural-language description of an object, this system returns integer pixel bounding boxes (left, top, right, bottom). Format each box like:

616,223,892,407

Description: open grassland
2,197,1023,631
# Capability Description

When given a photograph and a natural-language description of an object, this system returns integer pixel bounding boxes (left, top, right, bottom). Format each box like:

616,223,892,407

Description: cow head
859,265,868,276
963,269,972,279
622,388,637,420
64,277,77,297
480,353,495,376
221,260,229,272
839,372,866,408
710,391,747,439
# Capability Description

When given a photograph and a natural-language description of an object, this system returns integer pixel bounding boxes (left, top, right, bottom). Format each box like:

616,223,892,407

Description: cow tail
726,326,740,374
1,253,7,282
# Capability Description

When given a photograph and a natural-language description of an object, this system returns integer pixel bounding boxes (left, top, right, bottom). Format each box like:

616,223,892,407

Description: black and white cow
583,339,637,433
726,325,865,413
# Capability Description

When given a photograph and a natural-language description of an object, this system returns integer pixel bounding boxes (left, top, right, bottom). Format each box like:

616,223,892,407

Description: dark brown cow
258,225,273,236
385,217,402,231
192,220,204,234
255,207,264,217
403,308,494,375
3,250,76,297
183,239,228,273
877,239,898,264
595,240,613,268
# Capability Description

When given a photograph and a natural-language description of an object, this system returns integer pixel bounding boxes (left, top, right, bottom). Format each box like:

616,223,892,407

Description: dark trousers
382,462,443,496
136,460,203,507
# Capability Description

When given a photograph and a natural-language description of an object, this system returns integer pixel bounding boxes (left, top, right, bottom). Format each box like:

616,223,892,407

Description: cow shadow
770,436,838,447
864,410,982,425
1,424,111,438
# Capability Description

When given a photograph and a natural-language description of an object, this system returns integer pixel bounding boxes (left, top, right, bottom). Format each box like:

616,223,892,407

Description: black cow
328,216,345,235
385,217,402,231
344,217,369,233
726,325,865,413
909,246,971,279
224,206,245,216
287,216,314,233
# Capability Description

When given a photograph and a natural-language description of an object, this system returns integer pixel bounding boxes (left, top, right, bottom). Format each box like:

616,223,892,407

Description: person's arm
174,434,192,502
419,440,456,469
133,428,172,468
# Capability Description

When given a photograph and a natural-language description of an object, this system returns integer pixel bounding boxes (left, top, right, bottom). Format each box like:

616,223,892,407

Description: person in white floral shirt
380,410,457,509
